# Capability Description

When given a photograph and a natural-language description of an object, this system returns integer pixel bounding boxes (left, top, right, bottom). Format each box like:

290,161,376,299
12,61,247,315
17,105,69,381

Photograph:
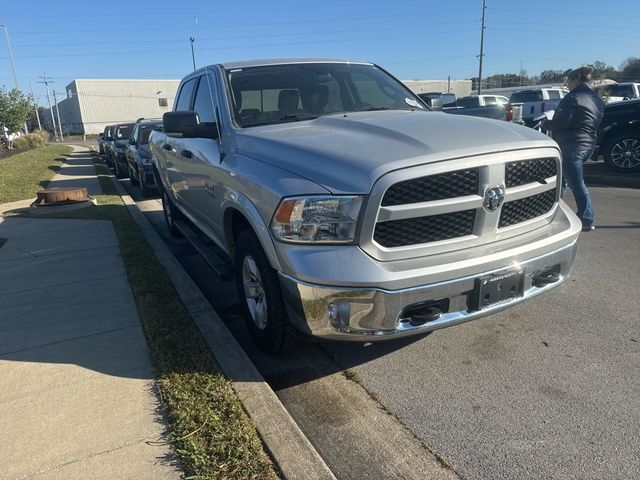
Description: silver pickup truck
149,59,582,353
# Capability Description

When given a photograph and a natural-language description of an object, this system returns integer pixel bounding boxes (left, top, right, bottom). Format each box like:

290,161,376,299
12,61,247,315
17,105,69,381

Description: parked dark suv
110,122,136,178
125,119,163,196
596,98,640,173
102,124,116,166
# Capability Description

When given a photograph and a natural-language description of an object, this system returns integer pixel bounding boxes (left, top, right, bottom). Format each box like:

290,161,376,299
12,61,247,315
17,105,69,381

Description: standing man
550,65,605,232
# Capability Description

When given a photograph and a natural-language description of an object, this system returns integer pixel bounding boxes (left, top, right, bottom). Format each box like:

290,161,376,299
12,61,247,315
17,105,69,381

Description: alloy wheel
610,138,640,170
242,255,268,330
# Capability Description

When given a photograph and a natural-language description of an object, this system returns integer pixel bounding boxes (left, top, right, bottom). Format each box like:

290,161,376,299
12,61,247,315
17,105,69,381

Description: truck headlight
271,196,363,243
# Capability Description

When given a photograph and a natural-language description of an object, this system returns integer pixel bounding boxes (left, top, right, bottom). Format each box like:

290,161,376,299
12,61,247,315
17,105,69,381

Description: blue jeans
561,147,595,228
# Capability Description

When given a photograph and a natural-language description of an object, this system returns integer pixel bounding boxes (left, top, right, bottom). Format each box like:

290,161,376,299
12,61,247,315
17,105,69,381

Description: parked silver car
150,59,581,353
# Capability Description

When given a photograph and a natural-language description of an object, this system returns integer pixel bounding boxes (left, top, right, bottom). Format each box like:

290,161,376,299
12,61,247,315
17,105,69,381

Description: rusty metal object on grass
32,187,90,206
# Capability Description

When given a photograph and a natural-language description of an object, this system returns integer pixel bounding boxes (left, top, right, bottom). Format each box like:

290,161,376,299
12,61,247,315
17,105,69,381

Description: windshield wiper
362,106,393,111
278,113,319,121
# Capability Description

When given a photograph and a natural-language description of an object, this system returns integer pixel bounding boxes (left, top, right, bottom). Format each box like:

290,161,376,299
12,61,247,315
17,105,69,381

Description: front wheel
235,230,296,354
603,131,640,173
139,167,154,198
129,164,139,185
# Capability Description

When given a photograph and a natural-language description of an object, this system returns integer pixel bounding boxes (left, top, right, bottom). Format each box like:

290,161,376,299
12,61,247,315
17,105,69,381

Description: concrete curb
106,166,336,479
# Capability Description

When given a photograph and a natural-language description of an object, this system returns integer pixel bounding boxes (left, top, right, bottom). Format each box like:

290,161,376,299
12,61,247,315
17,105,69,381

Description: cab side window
193,74,218,123
175,78,197,111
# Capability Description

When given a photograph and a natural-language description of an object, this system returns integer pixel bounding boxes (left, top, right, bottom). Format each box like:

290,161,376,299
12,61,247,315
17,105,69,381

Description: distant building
402,79,472,98
49,79,180,135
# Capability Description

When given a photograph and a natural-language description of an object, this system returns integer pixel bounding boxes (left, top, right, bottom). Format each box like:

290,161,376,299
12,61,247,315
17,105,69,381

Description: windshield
139,124,162,144
457,97,479,108
115,124,134,140
606,85,635,97
225,63,425,127
510,90,543,103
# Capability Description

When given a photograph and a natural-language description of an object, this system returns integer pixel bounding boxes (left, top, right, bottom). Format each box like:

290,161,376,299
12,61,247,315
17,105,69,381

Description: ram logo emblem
483,186,505,212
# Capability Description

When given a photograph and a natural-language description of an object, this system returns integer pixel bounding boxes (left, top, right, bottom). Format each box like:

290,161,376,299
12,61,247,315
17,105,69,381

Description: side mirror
99,133,104,140
163,111,219,140
129,138,136,145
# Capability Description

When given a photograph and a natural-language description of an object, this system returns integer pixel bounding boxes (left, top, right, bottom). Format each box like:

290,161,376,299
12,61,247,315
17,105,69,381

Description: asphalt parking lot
123,175,639,480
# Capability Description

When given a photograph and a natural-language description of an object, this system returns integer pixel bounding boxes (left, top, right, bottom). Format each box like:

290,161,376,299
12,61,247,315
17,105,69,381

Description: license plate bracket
471,268,525,311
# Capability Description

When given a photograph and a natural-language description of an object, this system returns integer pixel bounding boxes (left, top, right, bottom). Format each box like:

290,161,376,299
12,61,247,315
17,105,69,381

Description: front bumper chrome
279,239,578,340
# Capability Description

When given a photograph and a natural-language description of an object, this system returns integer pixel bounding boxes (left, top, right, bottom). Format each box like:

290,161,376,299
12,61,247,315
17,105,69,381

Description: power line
8,9,474,35
0,27,478,60
11,20,480,49
491,7,640,19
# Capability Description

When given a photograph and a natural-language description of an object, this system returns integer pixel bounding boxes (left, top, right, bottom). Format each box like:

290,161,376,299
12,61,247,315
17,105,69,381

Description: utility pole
190,37,196,71
52,90,64,141
477,0,487,95
29,80,42,130
38,74,58,141
1,23,28,133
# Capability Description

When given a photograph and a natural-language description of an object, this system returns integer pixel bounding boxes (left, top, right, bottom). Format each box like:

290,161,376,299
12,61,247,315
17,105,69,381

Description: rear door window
484,96,497,105
547,90,561,100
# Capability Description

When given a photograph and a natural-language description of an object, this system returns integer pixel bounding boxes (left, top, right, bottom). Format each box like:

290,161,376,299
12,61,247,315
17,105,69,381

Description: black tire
138,167,156,198
602,131,640,173
235,229,296,354
114,158,127,179
161,189,183,238
129,164,139,185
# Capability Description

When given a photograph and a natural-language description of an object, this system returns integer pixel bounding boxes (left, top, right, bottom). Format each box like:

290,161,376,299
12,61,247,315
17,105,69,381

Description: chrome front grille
381,168,479,206
363,150,561,259
499,189,556,228
505,158,557,188
374,210,476,247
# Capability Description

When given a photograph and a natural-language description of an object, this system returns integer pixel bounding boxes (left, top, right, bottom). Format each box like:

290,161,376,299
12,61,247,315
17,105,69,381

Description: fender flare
221,191,282,271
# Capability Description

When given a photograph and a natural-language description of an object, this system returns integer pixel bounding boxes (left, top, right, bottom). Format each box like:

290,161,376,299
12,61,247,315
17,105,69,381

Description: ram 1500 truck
149,59,582,353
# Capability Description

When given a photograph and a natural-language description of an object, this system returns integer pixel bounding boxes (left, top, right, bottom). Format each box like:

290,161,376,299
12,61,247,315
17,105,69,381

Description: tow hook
532,266,561,288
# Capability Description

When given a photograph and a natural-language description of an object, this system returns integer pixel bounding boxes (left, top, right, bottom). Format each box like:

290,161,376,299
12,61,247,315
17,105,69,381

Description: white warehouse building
52,79,180,135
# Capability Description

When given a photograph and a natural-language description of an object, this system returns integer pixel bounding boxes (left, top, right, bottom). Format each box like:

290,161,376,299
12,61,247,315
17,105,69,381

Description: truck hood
235,110,558,193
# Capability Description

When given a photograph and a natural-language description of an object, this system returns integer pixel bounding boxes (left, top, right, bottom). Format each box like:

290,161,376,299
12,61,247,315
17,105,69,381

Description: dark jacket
550,83,605,153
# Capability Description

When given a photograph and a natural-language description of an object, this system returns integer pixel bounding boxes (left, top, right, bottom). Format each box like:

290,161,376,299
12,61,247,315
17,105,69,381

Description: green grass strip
28,157,278,479
0,145,72,203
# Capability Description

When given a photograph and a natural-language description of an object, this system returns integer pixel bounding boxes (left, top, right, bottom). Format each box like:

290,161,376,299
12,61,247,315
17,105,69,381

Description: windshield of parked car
139,124,162,144
225,63,425,127
115,124,134,139
605,85,635,98
510,90,544,103
456,97,479,108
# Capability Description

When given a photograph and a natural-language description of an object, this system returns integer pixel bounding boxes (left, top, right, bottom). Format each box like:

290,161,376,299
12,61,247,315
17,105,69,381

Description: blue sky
1,0,638,105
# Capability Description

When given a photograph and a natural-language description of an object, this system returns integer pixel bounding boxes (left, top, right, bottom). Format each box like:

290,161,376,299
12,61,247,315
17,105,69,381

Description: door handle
163,143,172,151
181,149,193,159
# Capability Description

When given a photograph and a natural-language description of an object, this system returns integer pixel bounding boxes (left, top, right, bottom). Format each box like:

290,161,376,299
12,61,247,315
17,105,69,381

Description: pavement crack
0,271,127,298
0,325,138,357
15,436,160,480
8,243,117,260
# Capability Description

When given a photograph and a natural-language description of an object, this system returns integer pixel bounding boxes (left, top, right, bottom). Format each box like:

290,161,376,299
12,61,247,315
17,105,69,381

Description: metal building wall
402,80,473,98
71,79,180,134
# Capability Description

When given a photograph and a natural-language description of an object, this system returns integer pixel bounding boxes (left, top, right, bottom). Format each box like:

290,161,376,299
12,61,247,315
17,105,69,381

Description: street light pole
190,37,196,71
1,23,28,133
0,24,18,90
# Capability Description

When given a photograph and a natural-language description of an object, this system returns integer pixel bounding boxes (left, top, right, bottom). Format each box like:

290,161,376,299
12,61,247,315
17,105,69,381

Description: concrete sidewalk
0,148,179,479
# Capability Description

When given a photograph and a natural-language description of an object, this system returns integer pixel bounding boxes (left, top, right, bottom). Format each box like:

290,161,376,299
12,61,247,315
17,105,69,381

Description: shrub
12,130,49,150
